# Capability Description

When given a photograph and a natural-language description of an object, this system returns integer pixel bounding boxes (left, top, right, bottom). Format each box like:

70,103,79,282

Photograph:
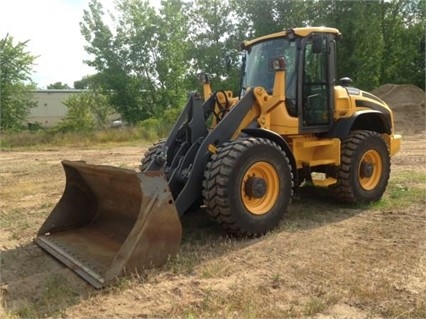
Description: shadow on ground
1,184,366,318
1,242,91,318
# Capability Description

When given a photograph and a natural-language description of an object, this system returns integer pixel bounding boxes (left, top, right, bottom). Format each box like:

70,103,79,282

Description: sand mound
370,84,425,133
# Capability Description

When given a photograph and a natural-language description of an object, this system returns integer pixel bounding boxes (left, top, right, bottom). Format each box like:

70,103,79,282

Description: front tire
140,140,165,171
333,130,390,203
202,137,293,236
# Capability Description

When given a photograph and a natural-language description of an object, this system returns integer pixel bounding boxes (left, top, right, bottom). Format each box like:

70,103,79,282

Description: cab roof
242,27,341,49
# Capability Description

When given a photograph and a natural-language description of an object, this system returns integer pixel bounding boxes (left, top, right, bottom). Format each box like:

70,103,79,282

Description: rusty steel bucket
35,160,182,288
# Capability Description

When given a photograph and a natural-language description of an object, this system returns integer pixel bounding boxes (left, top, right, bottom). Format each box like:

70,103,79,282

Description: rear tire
202,137,293,236
333,130,390,203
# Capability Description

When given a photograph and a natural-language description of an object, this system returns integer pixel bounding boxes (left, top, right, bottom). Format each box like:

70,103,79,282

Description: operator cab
241,27,339,133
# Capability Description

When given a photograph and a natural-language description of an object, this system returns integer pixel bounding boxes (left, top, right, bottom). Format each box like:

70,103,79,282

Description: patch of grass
284,170,425,229
8,273,79,318
301,283,341,317
340,243,425,319
180,282,302,318
271,273,283,289
388,303,426,319
200,261,224,279
0,208,31,230
369,171,426,210
198,285,257,318
303,297,327,316
0,128,150,150
3,312,20,319
0,207,48,241
107,275,139,293
280,220,301,232
183,311,198,319
276,187,364,234
160,209,242,275
164,250,200,275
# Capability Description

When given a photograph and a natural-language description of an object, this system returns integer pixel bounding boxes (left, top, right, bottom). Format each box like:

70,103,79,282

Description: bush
55,91,113,132
162,107,182,126
55,94,95,132
137,107,182,141
137,118,162,141
0,127,142,149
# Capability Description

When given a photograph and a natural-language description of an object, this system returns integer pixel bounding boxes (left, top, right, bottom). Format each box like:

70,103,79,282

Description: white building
27,89,86,128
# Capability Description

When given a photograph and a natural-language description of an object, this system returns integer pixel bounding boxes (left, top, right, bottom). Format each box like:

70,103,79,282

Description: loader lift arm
143,90,257,216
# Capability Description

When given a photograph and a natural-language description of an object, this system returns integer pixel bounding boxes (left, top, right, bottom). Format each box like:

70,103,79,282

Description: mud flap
35,160,182,288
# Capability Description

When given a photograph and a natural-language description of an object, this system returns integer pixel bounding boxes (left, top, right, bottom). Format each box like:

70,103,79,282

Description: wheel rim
358,149,382,191
241,161,279,215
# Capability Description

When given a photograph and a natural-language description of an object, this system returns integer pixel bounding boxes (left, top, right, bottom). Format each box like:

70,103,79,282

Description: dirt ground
0,84,425,318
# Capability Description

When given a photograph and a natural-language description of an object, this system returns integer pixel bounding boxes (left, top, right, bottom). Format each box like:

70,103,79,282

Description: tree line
1,0,424,131
78,0,425,125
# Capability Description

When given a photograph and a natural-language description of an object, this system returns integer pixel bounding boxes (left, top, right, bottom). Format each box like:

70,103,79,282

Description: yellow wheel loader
36,27,401,288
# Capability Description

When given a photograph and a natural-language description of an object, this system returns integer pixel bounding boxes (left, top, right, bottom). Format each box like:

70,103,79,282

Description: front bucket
35,160,182,288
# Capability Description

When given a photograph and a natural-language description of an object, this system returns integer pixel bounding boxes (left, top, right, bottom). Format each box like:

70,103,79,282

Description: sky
1,0,94,88
0,0,157,89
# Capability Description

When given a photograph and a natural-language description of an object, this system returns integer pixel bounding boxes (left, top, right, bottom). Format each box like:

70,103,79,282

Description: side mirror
312,35,323,54
270,57,286,71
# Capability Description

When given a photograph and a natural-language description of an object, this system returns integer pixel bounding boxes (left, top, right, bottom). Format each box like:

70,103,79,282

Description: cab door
298,34,335,132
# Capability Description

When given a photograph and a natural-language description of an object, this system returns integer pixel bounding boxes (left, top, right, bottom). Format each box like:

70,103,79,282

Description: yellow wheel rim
358,150,382,191
241,161,279,215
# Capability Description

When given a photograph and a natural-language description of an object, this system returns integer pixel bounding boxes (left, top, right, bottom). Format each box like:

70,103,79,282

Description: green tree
79,0,424,128
380,0,425,88
80,0,192,124
74,74,99,89
80,0,137,122
56,91,113,131
156,0,192,109
233,0,424,89
47,81,71,89
188,0,243,94
310,0,384,90
0,34,37,130
232,0,309,38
